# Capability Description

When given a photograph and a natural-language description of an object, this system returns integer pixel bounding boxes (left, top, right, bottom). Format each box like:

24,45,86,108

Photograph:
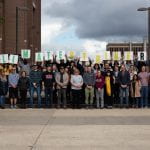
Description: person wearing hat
55,66,69,108
29,64,42,108
42,64,55,108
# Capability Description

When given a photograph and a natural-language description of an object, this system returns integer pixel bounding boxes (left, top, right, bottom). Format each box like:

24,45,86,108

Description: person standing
70,69,83,109
104,70,114,108
130,74,141,108
118,65,130,108
138,66,150,108
55,66,69,108
95,71,105,108
113,65,120,104
8,67,19,108
29,64,42,108
18,71,30,108
42,65,55,108
83,66,95,108
0,71,8,109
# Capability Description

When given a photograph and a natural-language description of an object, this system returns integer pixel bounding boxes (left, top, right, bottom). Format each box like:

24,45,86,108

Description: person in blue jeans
0,71,8,109
29,64,42,108
138,66,150,108
118,64,130,108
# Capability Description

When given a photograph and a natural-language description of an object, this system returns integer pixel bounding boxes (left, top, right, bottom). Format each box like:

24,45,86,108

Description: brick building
0,0,41,62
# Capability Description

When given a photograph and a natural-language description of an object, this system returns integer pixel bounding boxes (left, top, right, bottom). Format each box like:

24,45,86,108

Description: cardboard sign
57,51,65,60
21,49,31,59
112,52,121,61
35,52,44,62
80,52,88,61
0,54,9,64
138,52,147,61
101,51,111,60
124,52,133,60
9,55,18,64
44,51,53,61
68,51,75,59
95,54,101,64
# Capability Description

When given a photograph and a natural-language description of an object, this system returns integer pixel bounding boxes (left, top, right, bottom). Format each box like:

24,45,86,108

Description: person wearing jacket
0,71,8,109
29,64,42,108
130,74,141,108
118,64,130,108
83,66,96,108
55,66,69,108
42,64,55,108
18,71,30,108
95,71,105,109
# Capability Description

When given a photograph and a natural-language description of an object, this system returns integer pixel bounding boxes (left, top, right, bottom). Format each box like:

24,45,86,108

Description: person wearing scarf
104,70,114,108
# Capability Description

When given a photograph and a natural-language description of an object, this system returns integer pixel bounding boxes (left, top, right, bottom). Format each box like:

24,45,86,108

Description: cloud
43,0,149,41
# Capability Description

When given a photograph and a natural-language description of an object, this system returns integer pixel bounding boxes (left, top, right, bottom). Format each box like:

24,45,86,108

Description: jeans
30,86,41,108
120,87,129,106
85,87,94,105
95,88,104,108
141,86,148,107
45,88,53,107
0,96,5,107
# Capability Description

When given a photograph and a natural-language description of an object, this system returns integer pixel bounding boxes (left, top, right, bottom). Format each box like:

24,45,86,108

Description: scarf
105,76,111,96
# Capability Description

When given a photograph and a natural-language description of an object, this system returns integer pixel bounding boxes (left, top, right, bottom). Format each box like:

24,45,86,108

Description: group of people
0,57,149,109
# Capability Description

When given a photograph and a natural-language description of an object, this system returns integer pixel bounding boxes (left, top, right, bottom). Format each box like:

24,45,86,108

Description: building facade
107,42,145,57
0,0,41,62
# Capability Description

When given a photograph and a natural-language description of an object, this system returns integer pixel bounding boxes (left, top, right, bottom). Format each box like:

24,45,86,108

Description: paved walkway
0,109,150,150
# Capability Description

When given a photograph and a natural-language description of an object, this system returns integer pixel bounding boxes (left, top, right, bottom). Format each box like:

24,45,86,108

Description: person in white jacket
70,69,83,108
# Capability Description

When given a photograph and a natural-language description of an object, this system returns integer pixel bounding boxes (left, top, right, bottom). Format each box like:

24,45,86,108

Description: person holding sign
8,67,19,109
29,64,42,108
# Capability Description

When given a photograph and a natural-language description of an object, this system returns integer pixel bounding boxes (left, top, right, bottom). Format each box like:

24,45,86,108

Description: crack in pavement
28,110,56,150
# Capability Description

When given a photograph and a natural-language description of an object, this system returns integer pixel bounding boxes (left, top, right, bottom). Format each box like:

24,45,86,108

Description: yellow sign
68,51,75,59
95,55,101,63
80,52,88,61
113,52,121,60
103,52,110,60
124,52,133,60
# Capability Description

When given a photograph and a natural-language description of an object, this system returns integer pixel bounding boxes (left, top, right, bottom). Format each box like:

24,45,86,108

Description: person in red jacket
95,71,105,108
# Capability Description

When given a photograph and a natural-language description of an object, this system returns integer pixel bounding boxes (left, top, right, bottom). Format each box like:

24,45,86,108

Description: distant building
107,42,145,57
0,0,41,63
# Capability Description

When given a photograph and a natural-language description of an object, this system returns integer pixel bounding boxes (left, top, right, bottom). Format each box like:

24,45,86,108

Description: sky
41,0,149,56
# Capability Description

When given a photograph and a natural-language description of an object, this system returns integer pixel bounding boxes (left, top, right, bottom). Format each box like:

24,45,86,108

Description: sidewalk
0,109,150,150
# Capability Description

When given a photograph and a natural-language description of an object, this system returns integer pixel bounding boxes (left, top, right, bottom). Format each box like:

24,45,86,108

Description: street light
16,6,31,54
137,7,150,65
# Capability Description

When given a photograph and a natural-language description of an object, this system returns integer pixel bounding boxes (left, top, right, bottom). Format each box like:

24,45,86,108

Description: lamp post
137,7,150,65
16,6,30,54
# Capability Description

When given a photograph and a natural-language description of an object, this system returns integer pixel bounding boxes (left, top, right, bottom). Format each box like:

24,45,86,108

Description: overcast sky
41,0,149,55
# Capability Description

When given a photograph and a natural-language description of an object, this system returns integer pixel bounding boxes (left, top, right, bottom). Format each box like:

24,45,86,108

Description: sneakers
10,105,17,109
